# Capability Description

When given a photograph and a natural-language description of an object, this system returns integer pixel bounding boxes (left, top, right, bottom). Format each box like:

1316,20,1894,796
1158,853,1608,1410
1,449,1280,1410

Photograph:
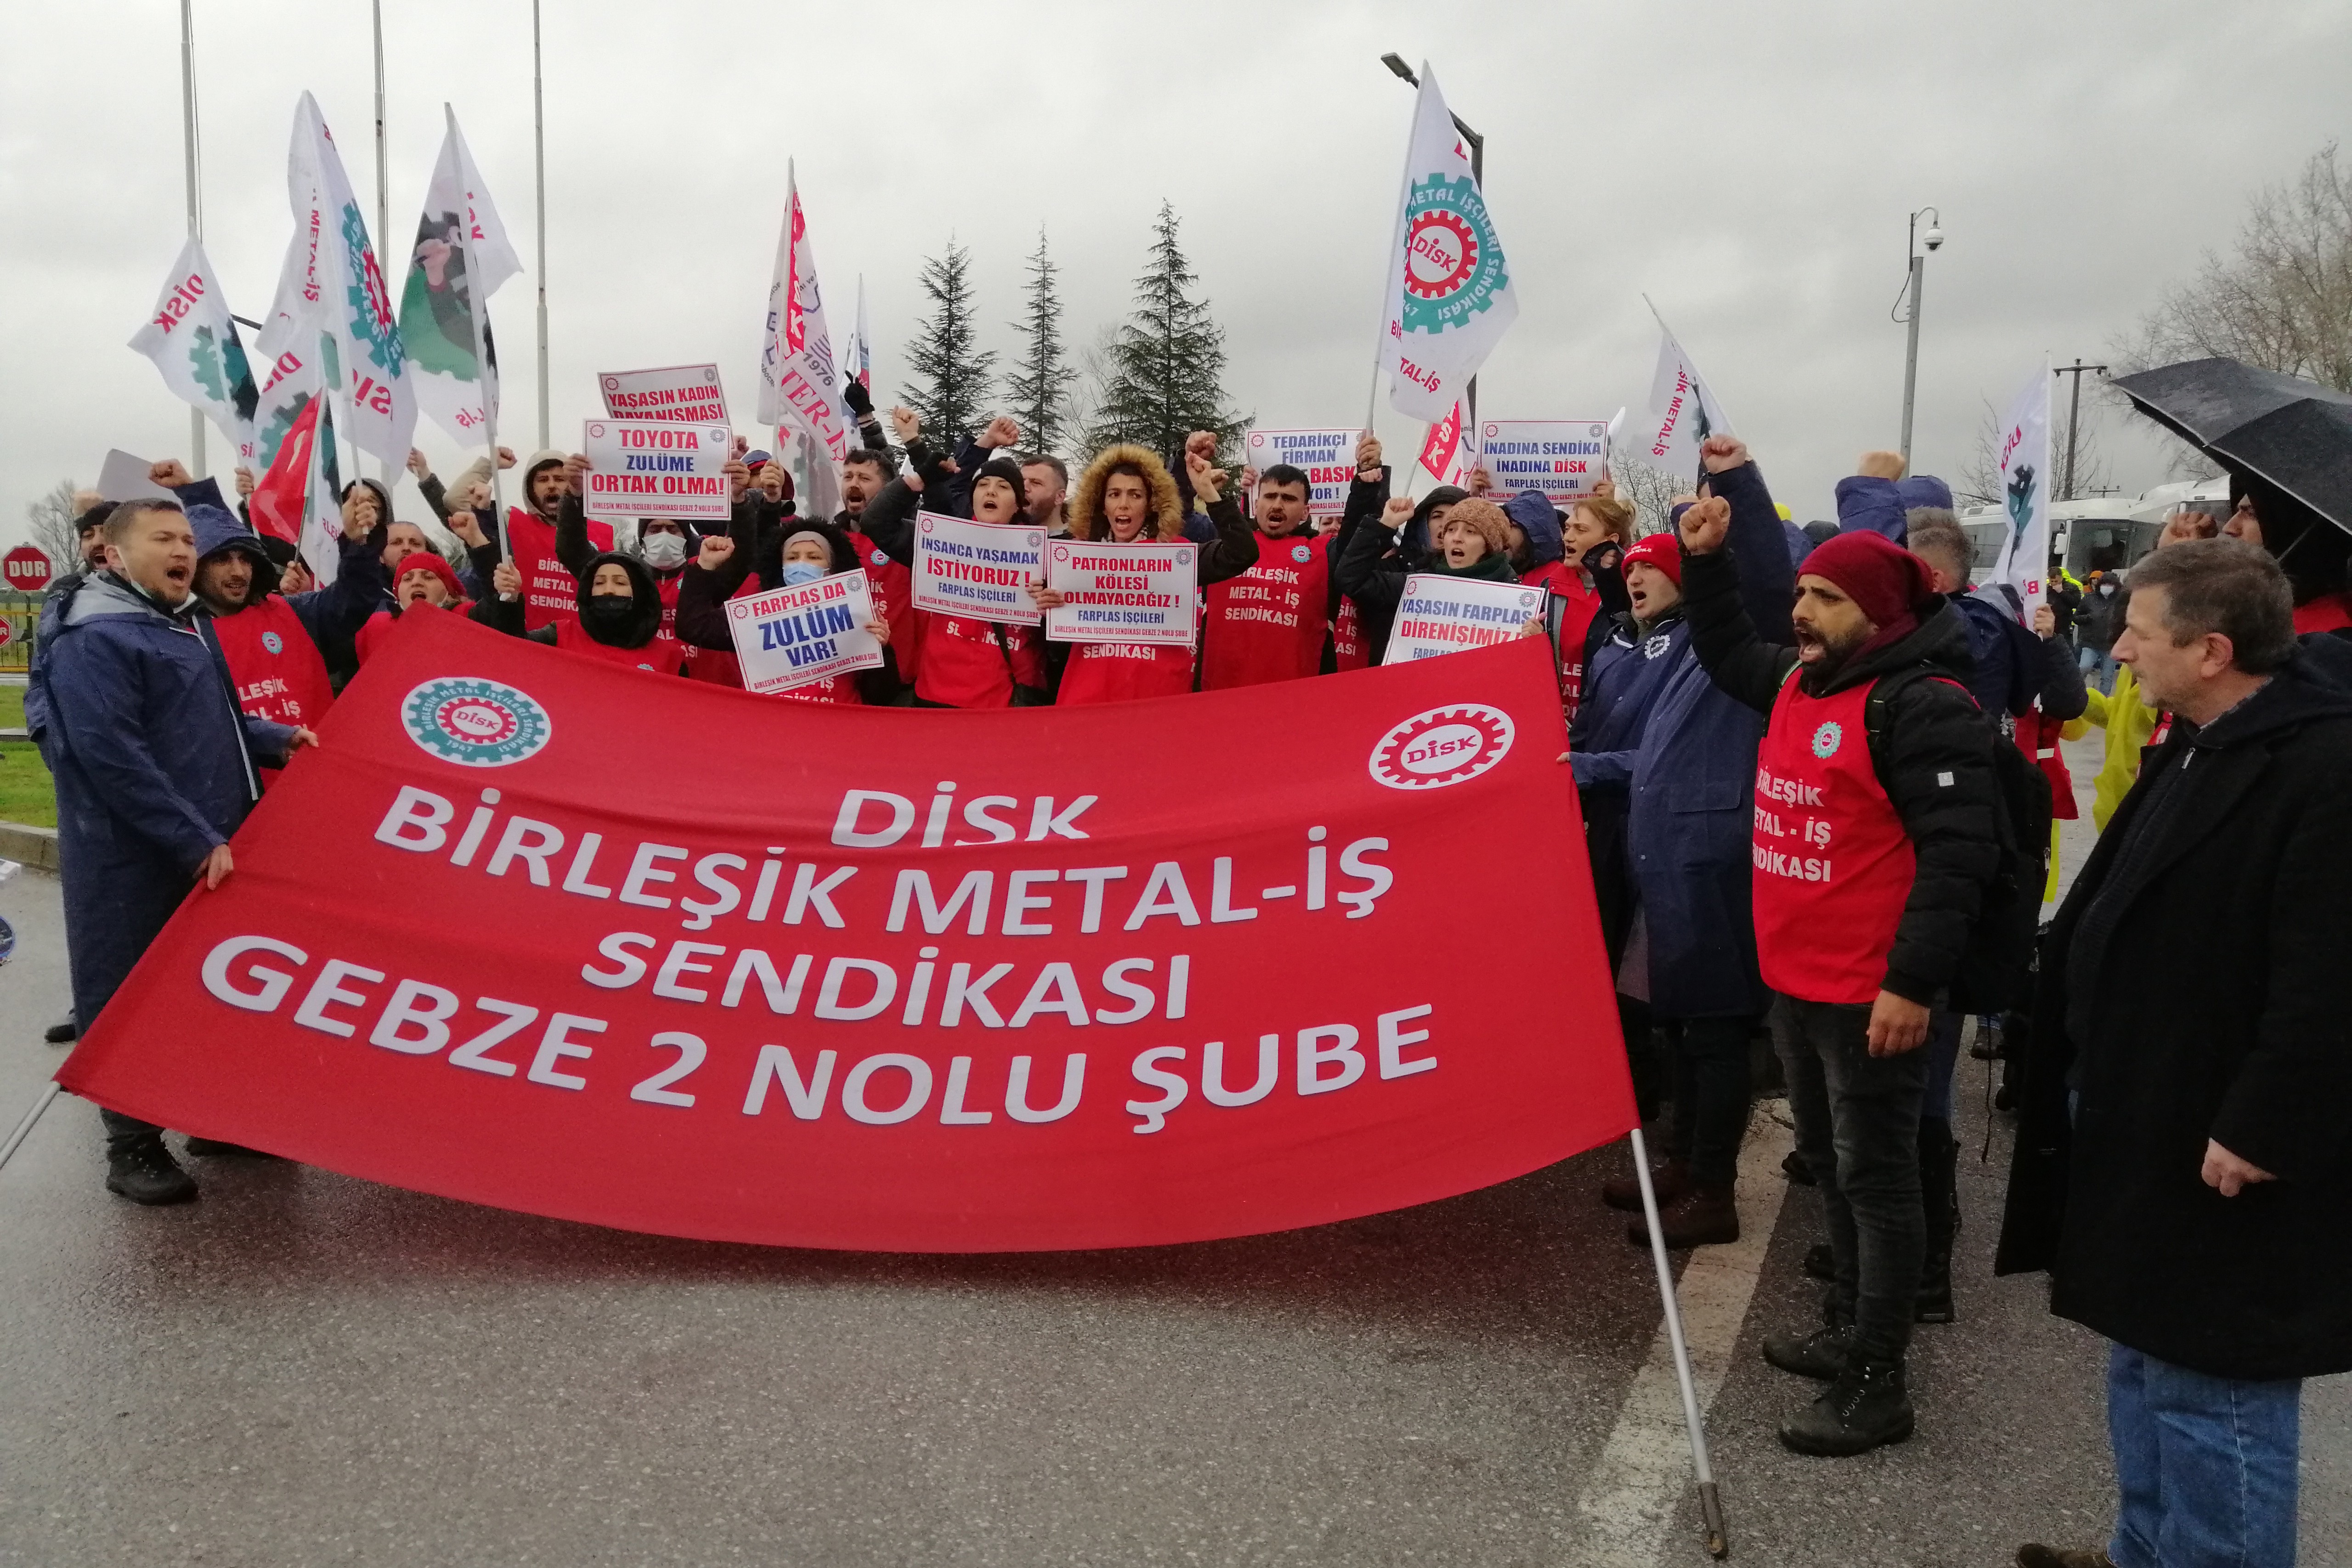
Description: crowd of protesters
22,385,2351,1568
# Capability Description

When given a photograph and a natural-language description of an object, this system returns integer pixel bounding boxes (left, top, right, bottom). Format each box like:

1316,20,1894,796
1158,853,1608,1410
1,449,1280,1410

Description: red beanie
1621,530,1683,586
395,552,464,602
1799,531,1935,626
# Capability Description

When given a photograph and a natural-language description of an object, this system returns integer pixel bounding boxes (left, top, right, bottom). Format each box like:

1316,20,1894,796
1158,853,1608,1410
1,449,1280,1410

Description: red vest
1523,560,1600,719
1333,597,1369,671
2021,709,2078,821
1202,531,1329,689
846,530,918,681
912,613,1042,709
213,595,334,728
684,576,765,688
1056,639,1196,705
2293,592,2352,635
1750,673,1918,1005
506,508,614,633
356,601,470,666
768,673,862,705
553,617,684,676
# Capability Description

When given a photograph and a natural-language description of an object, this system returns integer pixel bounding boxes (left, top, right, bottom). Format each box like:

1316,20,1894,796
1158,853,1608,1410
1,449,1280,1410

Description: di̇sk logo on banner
1368,704,1515,790
402,677,554,767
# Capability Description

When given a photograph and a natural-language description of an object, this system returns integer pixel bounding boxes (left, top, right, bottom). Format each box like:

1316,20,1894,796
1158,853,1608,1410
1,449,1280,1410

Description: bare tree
1605,453,1689,538
2118,142,2352,392
25,479,79,574
1061,323,1123,459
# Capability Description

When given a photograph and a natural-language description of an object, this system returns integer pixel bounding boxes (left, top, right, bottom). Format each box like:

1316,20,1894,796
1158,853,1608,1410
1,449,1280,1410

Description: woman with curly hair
1034,441,1259,704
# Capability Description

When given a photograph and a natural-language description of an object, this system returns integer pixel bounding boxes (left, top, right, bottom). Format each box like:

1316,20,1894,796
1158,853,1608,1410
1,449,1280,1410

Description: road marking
1564,1105,1796,1568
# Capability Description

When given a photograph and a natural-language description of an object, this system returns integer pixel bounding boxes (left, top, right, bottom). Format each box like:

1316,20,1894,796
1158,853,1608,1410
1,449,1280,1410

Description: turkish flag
247,395,320,543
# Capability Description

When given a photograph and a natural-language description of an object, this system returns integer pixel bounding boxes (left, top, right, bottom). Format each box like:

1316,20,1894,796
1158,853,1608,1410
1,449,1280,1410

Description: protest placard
1382,574,1546,665
96,449,175,503
1241,428,1358,518
599,364,729,424
1045,540,1199,646
1477,421,1610,505
580,419,732,524
911,513,1045,626
724,570,884,694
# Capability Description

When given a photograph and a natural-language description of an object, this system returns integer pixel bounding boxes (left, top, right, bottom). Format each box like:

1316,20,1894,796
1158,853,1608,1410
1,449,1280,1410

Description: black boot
45,1013,78,1044
1763,1320,1853,1381
1804,1242,1836,1280
1781,1149,1816,1186
1778,1358,1915,1456
1917,1117,1958,1324
104,1134,198,1206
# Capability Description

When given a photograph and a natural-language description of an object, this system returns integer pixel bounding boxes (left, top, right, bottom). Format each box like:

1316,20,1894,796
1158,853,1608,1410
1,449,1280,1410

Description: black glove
842,379,873,417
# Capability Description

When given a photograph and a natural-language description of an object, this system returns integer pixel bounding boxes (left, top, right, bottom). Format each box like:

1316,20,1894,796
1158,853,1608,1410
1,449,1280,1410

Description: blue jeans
2080,645,2119,694
2107,1342,2301,1568
1923,1007,1962,1122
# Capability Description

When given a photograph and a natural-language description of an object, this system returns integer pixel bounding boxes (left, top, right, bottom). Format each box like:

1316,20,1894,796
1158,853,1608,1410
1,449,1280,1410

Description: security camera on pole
1893,207,1944,466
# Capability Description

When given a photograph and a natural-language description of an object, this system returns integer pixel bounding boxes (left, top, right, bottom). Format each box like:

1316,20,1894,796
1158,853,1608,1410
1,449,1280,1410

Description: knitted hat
972,457,1028,516
1799,530,1935,626
1436,497,1512,556
1621,530,1684,586
394,552,464,603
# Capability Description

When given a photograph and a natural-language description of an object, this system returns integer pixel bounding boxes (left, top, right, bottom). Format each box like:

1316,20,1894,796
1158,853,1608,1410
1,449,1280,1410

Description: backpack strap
1860,663,1976,768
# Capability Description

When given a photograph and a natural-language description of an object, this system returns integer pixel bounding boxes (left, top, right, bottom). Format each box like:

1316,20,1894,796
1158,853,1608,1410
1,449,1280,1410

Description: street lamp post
1893,206,1944,467
1379,54,1486,430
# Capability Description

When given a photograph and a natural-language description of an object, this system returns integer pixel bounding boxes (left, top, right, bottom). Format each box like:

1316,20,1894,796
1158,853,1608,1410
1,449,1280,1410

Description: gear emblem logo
260,631,284,654
1398,174,1510,335
402,677,552,768
340,203,407,375
1811,720,1843,760
1291,543,1313,564
1368,703,1515,790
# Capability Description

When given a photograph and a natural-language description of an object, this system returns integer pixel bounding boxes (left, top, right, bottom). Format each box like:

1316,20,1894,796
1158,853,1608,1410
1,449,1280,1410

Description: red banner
60,614,1632,1251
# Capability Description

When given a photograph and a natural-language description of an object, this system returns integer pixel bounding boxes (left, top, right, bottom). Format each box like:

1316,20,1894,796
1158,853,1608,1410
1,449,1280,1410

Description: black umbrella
2111,357,2352,537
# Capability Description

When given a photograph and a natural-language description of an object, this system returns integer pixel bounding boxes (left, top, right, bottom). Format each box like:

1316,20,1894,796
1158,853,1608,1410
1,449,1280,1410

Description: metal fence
0,592,39,674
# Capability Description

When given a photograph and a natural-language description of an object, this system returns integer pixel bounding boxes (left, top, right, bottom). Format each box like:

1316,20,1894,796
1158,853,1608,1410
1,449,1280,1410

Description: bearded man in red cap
1679,499,2001,1458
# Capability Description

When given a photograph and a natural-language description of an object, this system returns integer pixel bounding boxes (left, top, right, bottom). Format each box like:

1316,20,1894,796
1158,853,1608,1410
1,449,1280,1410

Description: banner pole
531,0,550,451
177,0,206,479
0,1083,61,1176
372,0,393,489
447,103,511,572
1629,1123,1730,1559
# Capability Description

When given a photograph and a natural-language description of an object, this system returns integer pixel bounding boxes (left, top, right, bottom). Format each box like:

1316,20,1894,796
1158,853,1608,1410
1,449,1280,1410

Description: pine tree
1004,229,1077,458
1083,202,1247,464
899,242,996,449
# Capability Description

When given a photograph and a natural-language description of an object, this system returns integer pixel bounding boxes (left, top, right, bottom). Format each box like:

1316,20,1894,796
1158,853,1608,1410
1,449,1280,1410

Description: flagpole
372,0,393,486
177,0,206,478
449,103,511,569
531,0,550,450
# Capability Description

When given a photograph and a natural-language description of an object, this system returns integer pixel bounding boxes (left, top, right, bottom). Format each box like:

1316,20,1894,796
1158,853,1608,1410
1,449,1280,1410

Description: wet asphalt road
0,740,2342,1567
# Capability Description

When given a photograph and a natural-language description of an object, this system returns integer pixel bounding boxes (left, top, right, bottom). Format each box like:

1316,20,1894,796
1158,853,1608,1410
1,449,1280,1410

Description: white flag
398,112,522,446
1381,63,1518,423
1987,361,2053,625
1639,321,1736,482
250,339,323,474
128,237,260,467
259,92,417,465
842,273,872,395
757,162,850,519
303,391,347,587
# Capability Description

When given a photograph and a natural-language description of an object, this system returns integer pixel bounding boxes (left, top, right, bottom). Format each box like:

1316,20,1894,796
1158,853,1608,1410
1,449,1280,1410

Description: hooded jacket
1996,654,2352,1380
1683,532,2003,1006
1502,491,1565,568
1067,445,1259,586
471,547,672,661
34,570,298,1027
1558,464,1799,1017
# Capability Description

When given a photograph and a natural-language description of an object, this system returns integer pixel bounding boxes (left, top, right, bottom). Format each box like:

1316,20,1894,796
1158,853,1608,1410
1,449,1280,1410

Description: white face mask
639,530,688,570
780,560,826,587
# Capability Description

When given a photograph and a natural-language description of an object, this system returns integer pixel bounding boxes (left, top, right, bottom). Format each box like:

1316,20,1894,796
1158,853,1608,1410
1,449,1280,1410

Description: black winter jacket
1682,545,2002,1004
1995,656,2352,1380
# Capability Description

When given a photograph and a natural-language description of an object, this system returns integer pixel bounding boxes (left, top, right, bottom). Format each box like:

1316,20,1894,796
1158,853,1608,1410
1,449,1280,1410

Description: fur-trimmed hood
1069,445,1186,543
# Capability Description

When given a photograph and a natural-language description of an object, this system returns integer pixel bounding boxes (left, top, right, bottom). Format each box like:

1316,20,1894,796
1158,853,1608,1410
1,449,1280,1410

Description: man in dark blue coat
32,497,316,1205
1575,435,1795,1248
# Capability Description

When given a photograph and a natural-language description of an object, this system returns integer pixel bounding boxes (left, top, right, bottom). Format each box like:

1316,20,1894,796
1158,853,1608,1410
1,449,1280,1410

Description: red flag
1418,400,1467,484
248,395,320,543
60,615,1633,1252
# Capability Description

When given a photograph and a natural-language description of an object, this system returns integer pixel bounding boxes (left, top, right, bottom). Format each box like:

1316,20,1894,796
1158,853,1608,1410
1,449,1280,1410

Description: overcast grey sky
3,0,2347,550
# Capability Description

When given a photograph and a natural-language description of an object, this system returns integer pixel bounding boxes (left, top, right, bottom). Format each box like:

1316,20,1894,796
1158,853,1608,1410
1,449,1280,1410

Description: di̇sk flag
758,161,850,520
398,111,523,447
59,618,1633,1252
1382,63,1518,423
127,237,260,467
1640,317,1736,484
1987,359,2054,624
259,91,417,466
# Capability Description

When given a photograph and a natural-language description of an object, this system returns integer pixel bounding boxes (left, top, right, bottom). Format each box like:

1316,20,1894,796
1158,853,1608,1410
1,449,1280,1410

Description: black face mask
581,592,636,633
